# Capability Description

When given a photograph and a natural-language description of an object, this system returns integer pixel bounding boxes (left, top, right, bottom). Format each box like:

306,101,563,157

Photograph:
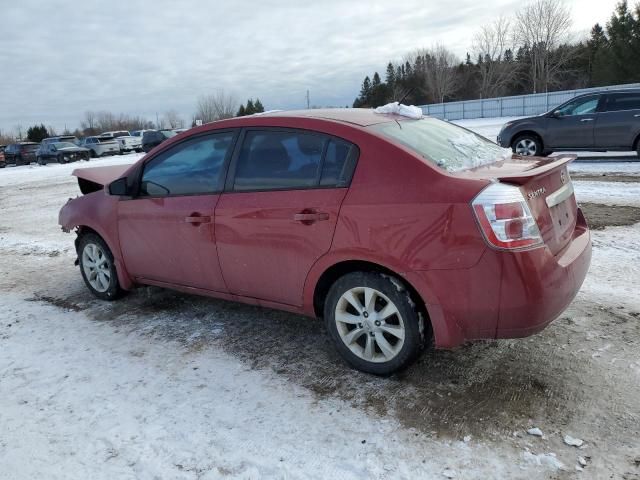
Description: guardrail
419,83,640,120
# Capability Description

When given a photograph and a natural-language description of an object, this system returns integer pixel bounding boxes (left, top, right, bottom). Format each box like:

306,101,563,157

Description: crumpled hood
72,164,134,187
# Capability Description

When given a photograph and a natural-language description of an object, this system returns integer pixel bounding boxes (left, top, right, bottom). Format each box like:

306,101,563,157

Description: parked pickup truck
98,131,142,153
79,136,121,157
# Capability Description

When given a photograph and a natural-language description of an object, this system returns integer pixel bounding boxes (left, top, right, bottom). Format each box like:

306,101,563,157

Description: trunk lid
459,155,578,255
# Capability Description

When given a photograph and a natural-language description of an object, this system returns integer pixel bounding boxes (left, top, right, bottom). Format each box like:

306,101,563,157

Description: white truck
98,131,142,153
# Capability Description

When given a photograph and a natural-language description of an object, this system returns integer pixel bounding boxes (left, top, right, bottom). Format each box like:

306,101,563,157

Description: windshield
371,117,512,171
54,142,77,149
113,131,130,138
161,130,177,139
97,138,114,143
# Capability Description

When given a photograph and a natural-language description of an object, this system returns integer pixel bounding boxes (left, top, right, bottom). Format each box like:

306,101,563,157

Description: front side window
140,132,234,196
555,95,600,116
605,93,640,112
233,130,355,191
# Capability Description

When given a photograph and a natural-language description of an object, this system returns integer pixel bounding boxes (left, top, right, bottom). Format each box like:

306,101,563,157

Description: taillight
472,183,543,250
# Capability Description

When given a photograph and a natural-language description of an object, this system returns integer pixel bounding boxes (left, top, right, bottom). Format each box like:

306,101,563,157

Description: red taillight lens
472,183,543,250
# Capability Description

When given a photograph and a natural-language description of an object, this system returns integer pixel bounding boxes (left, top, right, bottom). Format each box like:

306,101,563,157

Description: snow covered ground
1,156,639,479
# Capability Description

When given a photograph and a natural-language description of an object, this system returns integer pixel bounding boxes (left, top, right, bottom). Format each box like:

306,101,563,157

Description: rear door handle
185,214,211,224
293,212,330,223
580,118,594,122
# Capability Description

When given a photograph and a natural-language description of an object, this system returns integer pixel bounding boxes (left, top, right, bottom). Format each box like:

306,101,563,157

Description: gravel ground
1,157,639,479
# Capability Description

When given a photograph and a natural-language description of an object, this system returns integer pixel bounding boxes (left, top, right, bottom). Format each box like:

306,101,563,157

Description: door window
604,93,640,112
556,96,599,116
140,132,234,196
233,130,355,191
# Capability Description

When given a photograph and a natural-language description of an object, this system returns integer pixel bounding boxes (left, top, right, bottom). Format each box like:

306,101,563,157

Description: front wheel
78,233,126,301
37,156,45,166
512,134,543,156
325,272,426,375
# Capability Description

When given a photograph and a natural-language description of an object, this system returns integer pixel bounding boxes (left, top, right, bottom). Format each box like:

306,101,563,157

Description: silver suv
497,89,640,157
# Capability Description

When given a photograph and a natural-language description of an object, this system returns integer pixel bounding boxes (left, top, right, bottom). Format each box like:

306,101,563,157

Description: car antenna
397,87,415,105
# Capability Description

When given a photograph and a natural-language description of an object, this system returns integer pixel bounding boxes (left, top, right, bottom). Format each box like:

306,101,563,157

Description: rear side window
233,130,356,191
140,132,234,196
605,93,640,112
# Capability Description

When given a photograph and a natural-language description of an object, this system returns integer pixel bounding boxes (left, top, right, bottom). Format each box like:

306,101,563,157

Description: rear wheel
90,149,97,158
512,134,543,156
78,233,126,301
325,272,426,375
637,142,640,159
37,156,45,166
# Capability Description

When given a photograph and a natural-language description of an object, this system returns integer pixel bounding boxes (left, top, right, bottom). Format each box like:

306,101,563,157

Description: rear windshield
54,142,77,149
113,131,130,138
22,144,39,152
371,118,512,171
98,138,114,143
161,130,177,139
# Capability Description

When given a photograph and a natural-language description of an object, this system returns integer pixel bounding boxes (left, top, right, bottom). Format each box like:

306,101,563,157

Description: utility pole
306,90,310,109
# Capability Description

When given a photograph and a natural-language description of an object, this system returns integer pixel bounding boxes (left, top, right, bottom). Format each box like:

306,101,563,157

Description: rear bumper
406,208,591,348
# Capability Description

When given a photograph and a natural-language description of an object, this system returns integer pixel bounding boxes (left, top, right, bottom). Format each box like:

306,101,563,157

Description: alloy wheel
81,243,111,293
515,138,537,156
334,287,405,363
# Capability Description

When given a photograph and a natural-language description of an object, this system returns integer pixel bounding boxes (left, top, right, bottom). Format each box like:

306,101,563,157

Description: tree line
2,91,267,144
353,0,640,108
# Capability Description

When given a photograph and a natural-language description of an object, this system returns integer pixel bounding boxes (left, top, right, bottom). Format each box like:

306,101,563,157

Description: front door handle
580,118,594,122
185,214,211,225
293,211,330,224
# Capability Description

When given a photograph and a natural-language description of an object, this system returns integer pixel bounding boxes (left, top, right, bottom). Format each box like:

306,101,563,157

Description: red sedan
59,109,591,375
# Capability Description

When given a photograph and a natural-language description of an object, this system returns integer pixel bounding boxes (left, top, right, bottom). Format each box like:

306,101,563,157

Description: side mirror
109,177,129,196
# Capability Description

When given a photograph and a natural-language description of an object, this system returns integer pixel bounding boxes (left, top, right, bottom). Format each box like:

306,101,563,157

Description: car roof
241,108,417,127
578,88,640,97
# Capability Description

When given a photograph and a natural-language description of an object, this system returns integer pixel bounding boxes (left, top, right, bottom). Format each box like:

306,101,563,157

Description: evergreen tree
254,98,264,113
245,99,255,115
26,124,48,143
606,1,640,83
237,105,246,116
372,72,381,87
385,62,396,85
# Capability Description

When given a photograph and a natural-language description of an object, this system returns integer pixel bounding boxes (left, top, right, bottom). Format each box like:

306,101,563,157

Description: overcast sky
0,0,619,134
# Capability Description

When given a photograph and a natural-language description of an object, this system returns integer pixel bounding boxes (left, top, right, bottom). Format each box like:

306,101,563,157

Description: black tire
77,233,126,301
511,134,543,157
637,142,640,159
37,156,45,166
90,149,97,158
324,271,426,375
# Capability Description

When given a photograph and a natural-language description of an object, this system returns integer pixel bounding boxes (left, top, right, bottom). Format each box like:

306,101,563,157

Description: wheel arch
632,131,640,151
75,224,134,290
311,259,429,328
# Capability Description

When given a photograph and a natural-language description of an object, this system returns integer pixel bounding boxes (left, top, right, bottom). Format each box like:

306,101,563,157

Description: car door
117,130,237,291
545,94,602,149
595,92,640,149
215,129,358,306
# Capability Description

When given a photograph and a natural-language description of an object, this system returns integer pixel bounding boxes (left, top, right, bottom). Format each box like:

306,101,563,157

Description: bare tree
423,45,459,103
163,109,184,129
514,0,573,93
472,17,518,98
195,90,238,123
